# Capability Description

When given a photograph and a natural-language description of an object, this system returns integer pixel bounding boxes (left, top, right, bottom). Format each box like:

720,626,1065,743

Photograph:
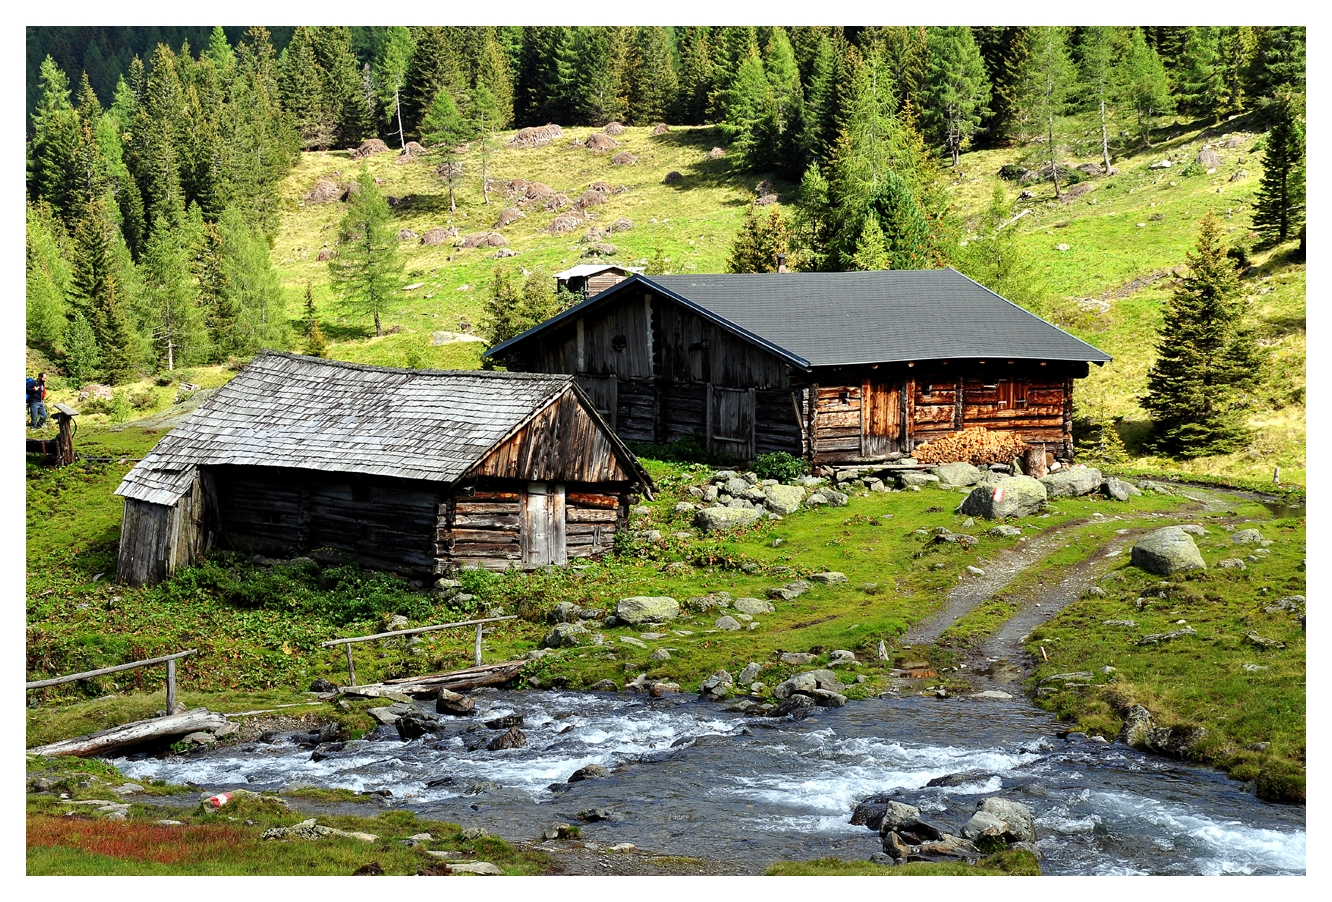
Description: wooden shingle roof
116,352,621,506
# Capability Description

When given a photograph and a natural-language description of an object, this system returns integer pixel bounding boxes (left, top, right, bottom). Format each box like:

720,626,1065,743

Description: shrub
627,433,710,464
752,451,807,482
128,388,156,410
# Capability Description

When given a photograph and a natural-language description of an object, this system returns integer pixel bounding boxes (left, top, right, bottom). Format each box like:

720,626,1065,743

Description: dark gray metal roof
489,269,1111,368
116,352,646,506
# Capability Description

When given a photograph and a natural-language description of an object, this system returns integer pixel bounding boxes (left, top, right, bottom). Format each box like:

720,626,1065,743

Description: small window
838,390,850,406
612,334,628,351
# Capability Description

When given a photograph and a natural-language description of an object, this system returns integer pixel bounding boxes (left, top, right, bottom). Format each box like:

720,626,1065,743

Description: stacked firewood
912,427,1029,466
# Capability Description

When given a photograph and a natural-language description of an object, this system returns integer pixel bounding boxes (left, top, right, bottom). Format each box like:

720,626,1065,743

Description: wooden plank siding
468,390,637,484
117,474,208,587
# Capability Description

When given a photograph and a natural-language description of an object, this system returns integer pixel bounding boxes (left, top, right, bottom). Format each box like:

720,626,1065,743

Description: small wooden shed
555,264,642,299
488,270,1112,464
115,352,651,587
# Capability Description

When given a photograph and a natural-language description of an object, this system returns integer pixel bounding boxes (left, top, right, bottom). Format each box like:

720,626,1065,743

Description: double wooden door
521,482,567,567
862,377,903,458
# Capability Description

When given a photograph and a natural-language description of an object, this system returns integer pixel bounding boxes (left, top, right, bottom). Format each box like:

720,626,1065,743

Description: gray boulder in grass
694,506,763,532
933,462,983,488
1040,466,1103,497
762,484,805,515
1131,527,1206,575
615,596,680,624
957,476,1047,519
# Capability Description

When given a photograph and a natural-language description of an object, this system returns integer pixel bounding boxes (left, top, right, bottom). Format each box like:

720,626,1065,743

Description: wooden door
521,482,567,567
576,373,618,428
862,377,902,458
708,386,755,461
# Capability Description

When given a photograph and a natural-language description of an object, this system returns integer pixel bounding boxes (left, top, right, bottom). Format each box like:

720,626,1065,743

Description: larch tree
956,182,1045,314
303,284,327,358
727,206,791,273
328,166,402,338
1252,90,1305,244
923,26,991,166
1142,212,1261,457
1014,26,1075,198
374,26,415,149
1122,28,1173,149
139,199,204,371
420,88,470,211
1076,26,1120,174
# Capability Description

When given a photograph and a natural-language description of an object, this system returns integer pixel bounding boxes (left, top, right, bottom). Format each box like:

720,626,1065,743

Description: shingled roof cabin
115,352,651,587
487,269,1112,465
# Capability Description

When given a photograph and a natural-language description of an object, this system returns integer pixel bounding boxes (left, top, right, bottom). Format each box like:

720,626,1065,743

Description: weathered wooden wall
469,391,637,484
117,474,206,586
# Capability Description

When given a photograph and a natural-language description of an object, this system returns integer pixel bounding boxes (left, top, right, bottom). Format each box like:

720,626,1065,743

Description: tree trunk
1049,116,1062,199
28,708,228,757
481,141,489,205
374,310,382,337
395,88,405,150
1100,99,1112,173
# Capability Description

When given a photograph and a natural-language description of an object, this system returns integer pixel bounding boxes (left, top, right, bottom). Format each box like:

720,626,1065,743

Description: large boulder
899,471,940,489
732,597,775,616
762,484,805,515
772,669,845,700
615,596,680,624
543,622,590,648
1040,466,1103,498
957,476,1047,519
699,670,734,700
961,798,1037,846
1102,476,1139,501
933,462,983,488
694,506,763,532
1131,527,1206,575
435,688,475,716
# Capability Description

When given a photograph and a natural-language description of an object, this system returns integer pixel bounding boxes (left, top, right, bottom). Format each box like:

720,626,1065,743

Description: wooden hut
115,352,651,587
487,270,1112,465
555,264,641,299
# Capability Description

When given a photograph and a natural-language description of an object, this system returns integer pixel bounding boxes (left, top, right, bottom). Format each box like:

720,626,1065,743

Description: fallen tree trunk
28,708,228,758
347,660,525,698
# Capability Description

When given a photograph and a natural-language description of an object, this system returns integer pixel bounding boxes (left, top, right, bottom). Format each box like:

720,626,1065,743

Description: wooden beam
25,649,198,690
320,616,517,647
28,708,228,758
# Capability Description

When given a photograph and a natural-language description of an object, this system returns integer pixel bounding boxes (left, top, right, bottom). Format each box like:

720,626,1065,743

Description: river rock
486,727,527,751
544,621,590,648
964,797,1037,845
810,688,848,707
773,669,845,699
694,506,763,532
733,597,775,615
699,669,734,699
484,714,524,729
738,662,763,684
616,596,679,624
1131,527,1206,575
762,484,805,514
933,462,983,488
907,834,981,863
1040,466,1103,498
1232,529,1265,545
589,679,619,692
1117,705,1155,746
649,681,680,697
809,571,848,584
368,702,414,725
436,688,475,716
813,488,850,507
568,763,610,783
395,711,440,741
715,615,742,630
769,693,817,719
958,476,1047,519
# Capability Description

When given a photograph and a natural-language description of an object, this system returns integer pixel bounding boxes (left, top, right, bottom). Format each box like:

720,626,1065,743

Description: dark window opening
612,334,627,351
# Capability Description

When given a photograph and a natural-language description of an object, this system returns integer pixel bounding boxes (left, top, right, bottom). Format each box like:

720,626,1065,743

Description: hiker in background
26,372,47,430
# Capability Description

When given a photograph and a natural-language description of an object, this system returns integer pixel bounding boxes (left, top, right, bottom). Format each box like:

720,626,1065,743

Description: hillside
269,116,1304,486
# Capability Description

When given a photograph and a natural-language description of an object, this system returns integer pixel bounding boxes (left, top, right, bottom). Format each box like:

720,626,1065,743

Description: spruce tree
676,27,715,125
303,284,327,357
1142,212,1261,457
28,56,83,221
1220,27,1256,116
402,27,466,138
799,33,845,165
1246,26,1305,102
69,198,138,384
1178,27,1225,122
329,167,402,337
474,30,514,129
63,310,103,385
420,89,470,211
1252,90,1305,244
281,28,337,150
139,200,203,371
763,26,804,175
923,26,991,166
1122,28,1173,149
718,47,774,169
727,207,790,273
879,27,929,114
629,26,678,125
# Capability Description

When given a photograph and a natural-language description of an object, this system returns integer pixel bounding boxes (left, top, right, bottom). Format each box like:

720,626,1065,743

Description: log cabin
487,269,1112,465
114,352,651,587
555,263,642,299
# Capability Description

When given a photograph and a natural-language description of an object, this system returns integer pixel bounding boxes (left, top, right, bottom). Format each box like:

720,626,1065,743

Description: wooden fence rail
320,617,516,687
25,649,197,717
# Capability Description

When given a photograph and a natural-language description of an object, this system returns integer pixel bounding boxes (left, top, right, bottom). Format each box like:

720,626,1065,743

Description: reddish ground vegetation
27,815,247,865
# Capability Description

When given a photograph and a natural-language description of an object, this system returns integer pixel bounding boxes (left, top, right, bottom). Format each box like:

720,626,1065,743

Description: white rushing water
112,691,1305,875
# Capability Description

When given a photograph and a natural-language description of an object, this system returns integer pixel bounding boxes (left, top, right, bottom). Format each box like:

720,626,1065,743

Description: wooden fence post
345,644,357,687
165,658,177,714
474,623,484,666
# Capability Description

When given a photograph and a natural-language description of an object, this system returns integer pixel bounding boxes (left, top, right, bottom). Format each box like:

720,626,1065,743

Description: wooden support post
165,658,177,716
474,623,484,666
345,643,357,687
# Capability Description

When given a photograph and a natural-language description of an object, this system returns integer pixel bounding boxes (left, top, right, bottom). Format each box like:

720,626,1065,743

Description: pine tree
1252,90,1305,244
676,27,715,125
629,26,678,125
281,28,337,150
374,26,415,149
28,56,84,221
1014,26,1075,198
474,30,514,130
923,26,991,166
139,200,204,371
1178,27,1225,121
69,198,138,384
879,26,929,113
402,27,466,138
1122,28,1173,149
63,310,103,385
1246,26,1306,102
218,206,288,354
329,166,402,337
763,26,804,175
1143,212,1261,457
718,46,774,169
727,206,790,273
303,284,327,357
